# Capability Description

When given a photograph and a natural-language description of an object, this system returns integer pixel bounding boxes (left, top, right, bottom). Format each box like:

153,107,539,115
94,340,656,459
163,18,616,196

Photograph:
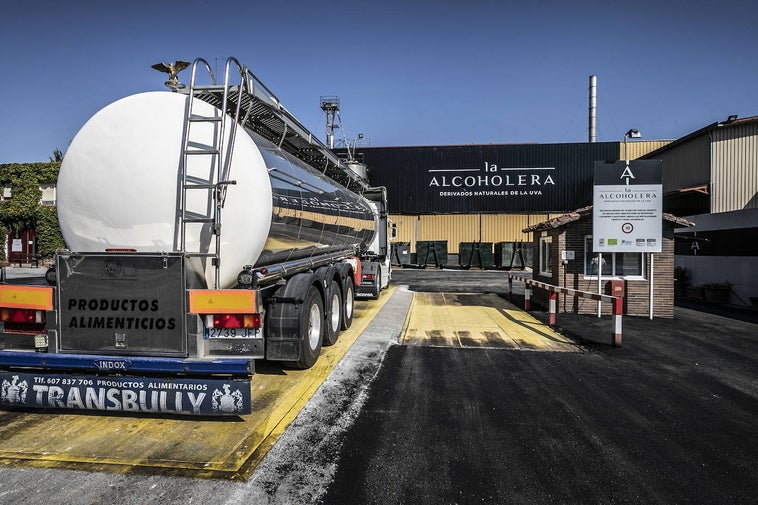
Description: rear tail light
362,273,375,281
206,313,261,329
0,308,44,324
0,308,46,334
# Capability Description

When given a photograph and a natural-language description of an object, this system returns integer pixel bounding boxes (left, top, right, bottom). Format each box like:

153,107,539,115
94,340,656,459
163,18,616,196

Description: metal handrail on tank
176,57,376,289
182,57,369,192
178,57,245,288
242,65,343,169
178,57,214,257
218,57,245,192
235,62,369,190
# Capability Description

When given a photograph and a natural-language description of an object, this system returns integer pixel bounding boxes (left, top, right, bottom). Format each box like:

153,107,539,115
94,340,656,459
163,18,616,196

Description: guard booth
523,206,691,318
6,229,40,266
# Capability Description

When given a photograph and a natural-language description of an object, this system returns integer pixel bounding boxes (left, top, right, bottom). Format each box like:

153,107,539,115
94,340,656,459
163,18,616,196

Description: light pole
622,128,655,319
599,129,643,317
624,128,641,162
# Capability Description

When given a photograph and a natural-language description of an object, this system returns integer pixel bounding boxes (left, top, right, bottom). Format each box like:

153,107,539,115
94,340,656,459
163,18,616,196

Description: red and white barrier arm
507,275,623,346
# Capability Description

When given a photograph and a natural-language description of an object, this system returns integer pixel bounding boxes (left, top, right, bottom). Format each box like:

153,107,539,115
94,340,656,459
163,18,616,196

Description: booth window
539,235,553,275
584,236,643,278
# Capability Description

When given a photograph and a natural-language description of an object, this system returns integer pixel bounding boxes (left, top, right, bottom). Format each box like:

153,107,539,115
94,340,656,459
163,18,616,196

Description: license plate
204,328,258,339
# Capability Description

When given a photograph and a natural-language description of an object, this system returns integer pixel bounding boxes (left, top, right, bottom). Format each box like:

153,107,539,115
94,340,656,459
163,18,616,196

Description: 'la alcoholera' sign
593,160,662,253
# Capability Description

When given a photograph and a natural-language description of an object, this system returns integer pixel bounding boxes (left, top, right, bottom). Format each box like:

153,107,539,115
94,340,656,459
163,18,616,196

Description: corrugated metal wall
652,134,711,192
711,123,758,212
390,213,549,253
620,140,672,161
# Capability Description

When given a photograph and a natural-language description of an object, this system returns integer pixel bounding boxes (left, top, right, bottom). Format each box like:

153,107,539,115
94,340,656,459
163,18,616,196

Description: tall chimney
588,75,597,142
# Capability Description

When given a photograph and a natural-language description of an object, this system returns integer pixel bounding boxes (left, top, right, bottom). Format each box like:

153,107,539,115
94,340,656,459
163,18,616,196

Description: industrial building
347,140,670,265
644,115,758,216
643,115,758,307
345,114,757,311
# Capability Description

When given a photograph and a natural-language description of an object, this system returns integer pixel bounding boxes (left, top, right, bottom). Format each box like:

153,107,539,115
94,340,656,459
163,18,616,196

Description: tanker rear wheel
323,279,342,346
341,276,354,330
288,285,324,369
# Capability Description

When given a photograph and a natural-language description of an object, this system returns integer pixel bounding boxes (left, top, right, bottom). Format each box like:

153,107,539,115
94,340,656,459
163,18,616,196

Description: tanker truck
0,57,392,416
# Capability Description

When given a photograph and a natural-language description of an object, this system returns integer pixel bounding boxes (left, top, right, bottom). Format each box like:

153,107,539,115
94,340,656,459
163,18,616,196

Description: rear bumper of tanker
0,349,254,375
0,348,255,415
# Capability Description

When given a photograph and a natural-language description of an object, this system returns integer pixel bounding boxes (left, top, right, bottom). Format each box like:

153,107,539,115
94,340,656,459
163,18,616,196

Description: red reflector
105,248,137,252
0,308,43,324
212,313,261,329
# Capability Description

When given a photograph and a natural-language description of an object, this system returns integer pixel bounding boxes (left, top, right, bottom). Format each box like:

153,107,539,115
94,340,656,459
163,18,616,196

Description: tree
50,148,64,162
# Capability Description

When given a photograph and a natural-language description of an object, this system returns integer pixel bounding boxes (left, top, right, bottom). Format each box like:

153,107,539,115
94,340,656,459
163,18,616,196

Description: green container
494,242,516,268
458,242,494,269
392,242,411,266
416,241,448,268
494,242,531,269
521,242,533,269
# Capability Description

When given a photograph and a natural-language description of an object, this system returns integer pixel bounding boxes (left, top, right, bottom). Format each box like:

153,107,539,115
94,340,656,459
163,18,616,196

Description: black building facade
352,142,620,214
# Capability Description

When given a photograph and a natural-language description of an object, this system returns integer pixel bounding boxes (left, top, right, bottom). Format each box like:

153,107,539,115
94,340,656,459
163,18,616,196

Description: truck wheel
292,285,324,369
341,275,354,330
323,278,342,346
371,271,382,300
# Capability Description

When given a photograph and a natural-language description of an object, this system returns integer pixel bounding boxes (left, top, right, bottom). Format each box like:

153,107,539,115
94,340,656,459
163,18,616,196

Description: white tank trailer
0,58,392,416
58,91,377,289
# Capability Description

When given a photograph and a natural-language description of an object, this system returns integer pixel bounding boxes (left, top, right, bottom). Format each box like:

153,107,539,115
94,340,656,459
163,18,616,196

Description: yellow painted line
0,286,396,480
401,292,578,352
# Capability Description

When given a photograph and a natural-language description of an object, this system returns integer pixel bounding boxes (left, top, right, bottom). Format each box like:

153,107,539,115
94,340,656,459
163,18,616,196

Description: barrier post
524,284,531,311
548,289,557,326
612,296,623,346
508,276,513,302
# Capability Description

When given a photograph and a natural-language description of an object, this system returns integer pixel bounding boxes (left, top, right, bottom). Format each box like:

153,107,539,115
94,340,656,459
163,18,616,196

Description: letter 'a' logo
620,166,635,185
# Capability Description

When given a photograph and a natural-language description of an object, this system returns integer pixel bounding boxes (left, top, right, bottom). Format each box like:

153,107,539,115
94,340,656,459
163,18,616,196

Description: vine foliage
0,162,65,261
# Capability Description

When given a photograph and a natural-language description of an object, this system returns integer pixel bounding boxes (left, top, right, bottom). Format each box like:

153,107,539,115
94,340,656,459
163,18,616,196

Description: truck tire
371,270,381,300
341,275,354,330
290,284,324,369
323,278,342,346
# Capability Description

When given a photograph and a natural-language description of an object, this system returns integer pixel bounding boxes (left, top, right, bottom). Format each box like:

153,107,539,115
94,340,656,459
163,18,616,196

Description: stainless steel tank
58,92,375,288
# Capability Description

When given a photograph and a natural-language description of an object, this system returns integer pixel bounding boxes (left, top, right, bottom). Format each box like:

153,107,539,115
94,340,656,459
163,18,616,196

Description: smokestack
588,75,597,142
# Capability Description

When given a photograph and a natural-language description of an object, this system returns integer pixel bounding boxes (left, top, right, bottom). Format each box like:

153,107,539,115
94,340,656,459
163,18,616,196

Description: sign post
593,160,662,318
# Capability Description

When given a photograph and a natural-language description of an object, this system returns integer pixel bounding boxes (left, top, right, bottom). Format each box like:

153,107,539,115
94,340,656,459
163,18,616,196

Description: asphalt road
320,268,758,504
0,267,756,504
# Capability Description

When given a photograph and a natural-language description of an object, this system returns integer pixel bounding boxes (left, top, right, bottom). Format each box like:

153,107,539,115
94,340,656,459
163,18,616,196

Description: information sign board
593,160,662,253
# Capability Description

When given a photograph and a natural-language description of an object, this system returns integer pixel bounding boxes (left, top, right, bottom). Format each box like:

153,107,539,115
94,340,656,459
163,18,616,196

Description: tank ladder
177,58,248,288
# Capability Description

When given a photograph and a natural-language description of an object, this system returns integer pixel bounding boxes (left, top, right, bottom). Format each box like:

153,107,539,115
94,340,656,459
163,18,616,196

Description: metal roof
641,116,758,159
522,206,693,233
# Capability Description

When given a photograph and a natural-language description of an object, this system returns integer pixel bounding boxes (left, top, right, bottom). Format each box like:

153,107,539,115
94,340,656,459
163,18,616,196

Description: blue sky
1,0,756,163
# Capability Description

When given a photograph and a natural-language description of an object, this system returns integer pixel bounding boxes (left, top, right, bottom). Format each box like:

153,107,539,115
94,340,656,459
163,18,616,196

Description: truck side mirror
390,222,398,240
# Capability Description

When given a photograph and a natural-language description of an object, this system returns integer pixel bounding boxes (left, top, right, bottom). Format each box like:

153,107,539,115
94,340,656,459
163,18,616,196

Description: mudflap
356,261,380,298
265,273,322,363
